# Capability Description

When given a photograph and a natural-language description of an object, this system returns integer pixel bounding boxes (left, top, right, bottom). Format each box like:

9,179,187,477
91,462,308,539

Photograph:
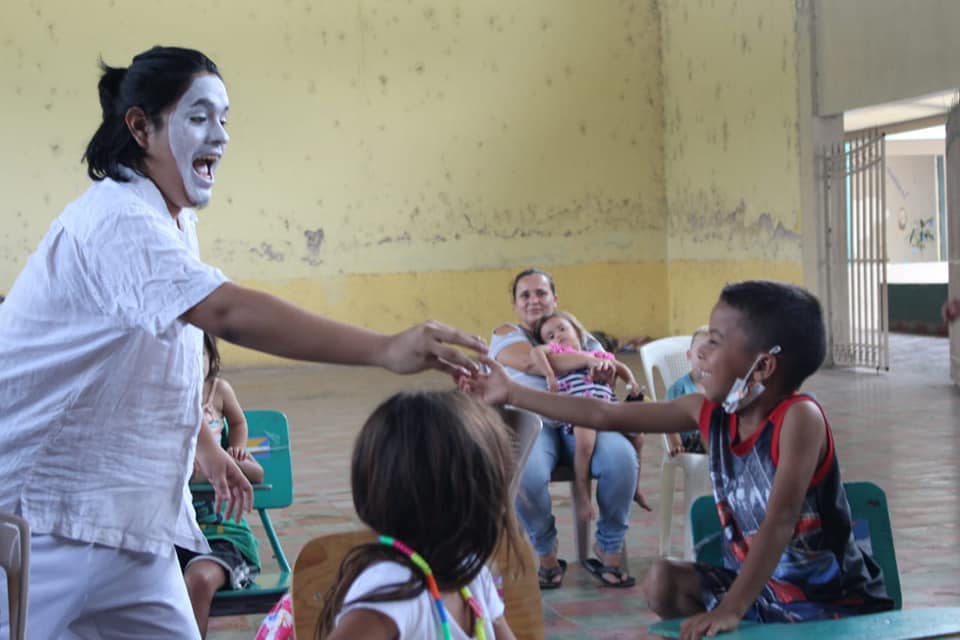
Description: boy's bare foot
634,489,652,512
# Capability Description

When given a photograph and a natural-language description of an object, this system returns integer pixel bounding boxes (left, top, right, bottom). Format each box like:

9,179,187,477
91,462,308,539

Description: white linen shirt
0,172,228,556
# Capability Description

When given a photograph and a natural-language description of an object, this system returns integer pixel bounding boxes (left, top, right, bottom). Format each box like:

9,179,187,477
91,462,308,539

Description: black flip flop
583,557,636,588
537,558,568,590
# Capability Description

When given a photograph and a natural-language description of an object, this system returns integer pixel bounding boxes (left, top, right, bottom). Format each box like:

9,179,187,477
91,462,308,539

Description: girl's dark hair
316,391,522,638
203,332,221,382
509,267,556,300
83,46,221,182
533,309,586,347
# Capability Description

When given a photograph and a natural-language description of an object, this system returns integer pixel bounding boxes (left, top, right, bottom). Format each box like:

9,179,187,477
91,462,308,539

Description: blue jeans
515,423,638,557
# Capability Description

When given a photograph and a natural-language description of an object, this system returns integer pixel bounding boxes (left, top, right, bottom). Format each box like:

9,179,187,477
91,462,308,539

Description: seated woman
489,268,638,589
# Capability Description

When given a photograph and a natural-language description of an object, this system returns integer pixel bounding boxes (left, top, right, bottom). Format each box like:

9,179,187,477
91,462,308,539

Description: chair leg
7,571,22,640
658,460,677,556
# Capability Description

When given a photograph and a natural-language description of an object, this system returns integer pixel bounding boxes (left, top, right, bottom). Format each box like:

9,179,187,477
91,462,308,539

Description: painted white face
168,74,229,209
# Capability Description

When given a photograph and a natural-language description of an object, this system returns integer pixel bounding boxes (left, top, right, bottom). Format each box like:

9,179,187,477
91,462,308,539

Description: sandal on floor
537,558,568,590
583,557,636,588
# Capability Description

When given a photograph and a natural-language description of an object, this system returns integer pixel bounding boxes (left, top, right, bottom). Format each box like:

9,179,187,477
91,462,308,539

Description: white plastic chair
0,512,29,640
639,336,713,560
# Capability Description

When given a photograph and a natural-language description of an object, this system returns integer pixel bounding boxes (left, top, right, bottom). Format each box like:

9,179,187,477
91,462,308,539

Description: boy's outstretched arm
679,400,826,640
465,356,700,433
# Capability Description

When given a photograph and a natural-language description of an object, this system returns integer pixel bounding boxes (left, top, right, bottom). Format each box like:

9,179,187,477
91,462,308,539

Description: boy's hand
457,356,512,405
679,606,741,640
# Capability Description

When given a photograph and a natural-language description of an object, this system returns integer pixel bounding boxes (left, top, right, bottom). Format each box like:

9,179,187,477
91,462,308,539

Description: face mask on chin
722,345,782,414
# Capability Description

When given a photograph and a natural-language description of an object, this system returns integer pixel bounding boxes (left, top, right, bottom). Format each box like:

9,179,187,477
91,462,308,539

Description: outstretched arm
679,400,826,640
530,345,561,391
184,283,485,377
464,356,701,433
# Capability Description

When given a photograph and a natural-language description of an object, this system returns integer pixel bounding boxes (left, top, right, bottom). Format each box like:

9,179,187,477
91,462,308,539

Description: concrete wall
815,0,960,115
660,0,805,333
0,0,668,365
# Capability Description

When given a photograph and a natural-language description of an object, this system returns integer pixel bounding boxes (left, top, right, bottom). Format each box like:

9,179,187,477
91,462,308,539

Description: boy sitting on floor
462,280,893,639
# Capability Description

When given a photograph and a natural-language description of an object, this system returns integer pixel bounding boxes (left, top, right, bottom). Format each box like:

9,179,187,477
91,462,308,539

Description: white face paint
168,74,230,209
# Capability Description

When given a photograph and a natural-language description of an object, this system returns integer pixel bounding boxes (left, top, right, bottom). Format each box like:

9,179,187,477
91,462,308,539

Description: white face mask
168,75,230,209
722,345,781,414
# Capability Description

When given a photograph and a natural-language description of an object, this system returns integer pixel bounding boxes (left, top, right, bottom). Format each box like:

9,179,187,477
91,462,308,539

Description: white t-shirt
0,172,228,556
335,562,506,639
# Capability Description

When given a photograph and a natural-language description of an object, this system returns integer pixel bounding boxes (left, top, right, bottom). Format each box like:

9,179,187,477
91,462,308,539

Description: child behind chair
318,391,523,639
664,325,710,456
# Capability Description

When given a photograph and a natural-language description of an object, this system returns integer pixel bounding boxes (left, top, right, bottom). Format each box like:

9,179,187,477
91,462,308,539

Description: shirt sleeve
84,203,228,336
335,562,422,636
488,325,532,360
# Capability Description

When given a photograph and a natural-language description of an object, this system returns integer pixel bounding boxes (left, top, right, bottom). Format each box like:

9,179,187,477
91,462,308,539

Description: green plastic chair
651,481,902,638
192,410,294,617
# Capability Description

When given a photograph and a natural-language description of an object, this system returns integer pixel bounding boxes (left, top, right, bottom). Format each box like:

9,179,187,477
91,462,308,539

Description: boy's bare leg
572,426,598,522
642,558,706,618
631,434,652,511
183,559,228,638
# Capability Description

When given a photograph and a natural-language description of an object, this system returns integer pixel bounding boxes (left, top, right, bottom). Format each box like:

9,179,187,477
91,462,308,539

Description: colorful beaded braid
379,535,486,640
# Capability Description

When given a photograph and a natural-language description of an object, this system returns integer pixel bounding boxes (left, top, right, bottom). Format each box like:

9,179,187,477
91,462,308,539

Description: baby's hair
719,280,826,391
533,310,587,347
690,325,710,347
202,332,221,382
316,391,522,638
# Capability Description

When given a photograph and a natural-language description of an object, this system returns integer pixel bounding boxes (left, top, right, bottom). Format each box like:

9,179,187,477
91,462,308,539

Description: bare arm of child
493,616,517,640
679,400,826,639
612,359,642,397
327,609,397,640
529,345,561,391
218,379,249,462
464,356,701,434
184,283,484,377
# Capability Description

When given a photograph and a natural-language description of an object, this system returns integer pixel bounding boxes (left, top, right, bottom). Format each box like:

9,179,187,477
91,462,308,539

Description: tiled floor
209,333,960,639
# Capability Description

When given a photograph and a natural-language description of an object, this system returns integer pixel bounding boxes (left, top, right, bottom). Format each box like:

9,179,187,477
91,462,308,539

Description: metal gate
821,129,889,370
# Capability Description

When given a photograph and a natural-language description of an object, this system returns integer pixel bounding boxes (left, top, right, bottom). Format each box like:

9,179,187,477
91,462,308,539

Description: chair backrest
292,529,543,640
689,481,902,610
638,335,692,402
0,511,30,640
845,481,902,610
245,410,293,510
499,406,542,501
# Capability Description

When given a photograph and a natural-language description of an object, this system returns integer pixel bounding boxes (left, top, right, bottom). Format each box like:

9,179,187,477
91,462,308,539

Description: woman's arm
493,328,613,377
184,283,485,376
464,356,701,434
679,401,826,639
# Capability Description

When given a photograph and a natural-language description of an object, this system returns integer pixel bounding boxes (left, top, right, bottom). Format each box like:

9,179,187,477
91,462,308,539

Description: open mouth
192,155,220,183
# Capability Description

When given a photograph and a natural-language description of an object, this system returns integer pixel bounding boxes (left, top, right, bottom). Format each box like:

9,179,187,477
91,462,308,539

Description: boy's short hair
719,281,826,391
